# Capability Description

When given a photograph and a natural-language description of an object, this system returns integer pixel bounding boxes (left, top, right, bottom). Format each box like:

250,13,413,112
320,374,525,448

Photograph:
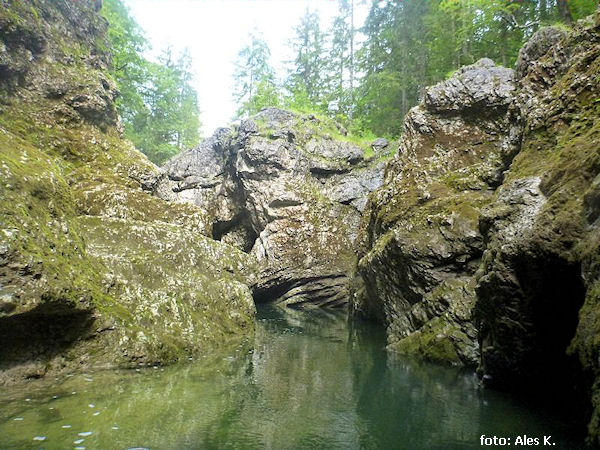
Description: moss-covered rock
353,10,600,444
474,15,600,445
353,59,519,367
0,0,255,384
158,108,387,309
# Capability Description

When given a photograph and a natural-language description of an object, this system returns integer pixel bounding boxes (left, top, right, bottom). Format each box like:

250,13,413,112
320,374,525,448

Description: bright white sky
126,0,368,136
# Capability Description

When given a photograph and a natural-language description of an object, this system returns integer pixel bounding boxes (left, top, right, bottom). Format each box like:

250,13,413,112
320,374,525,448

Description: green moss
0,123,116,314
389,317,470,366
0,0,257,374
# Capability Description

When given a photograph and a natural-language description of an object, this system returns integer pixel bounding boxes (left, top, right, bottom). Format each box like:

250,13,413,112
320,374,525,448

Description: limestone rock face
474,17,600,444
424,58,515,113
354,13,600,443
157,108,385,308
514,27,568,79
0,0,255,384
353,59,519,366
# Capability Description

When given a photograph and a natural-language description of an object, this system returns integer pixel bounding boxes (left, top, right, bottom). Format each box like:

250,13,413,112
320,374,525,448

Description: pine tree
355,0,429,136
232,32,280,118
102,0,148,126
103,0,201,165
286,9,327,111
326,0,356,120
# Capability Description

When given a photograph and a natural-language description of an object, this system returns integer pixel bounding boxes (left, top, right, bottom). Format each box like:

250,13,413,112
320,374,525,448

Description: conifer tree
233,32,281,118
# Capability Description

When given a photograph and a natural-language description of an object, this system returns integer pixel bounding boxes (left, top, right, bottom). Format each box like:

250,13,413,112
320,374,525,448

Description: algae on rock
0,0,256,384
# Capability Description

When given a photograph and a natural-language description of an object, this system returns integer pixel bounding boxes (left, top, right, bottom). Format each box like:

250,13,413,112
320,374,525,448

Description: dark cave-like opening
515,255,587,428
0,306,95,375
211,211,258,254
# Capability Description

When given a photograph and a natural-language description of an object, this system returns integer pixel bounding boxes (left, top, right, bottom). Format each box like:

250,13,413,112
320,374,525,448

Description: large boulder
0,0,255,384
157,108,385,308
352,59,519,367
425,58,515,113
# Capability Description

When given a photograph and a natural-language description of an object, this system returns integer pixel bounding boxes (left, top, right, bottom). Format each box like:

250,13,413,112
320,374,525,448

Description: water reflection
0,305,583,449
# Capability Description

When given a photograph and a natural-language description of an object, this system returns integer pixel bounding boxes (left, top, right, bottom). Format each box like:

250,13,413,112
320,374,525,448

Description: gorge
0,0,599,447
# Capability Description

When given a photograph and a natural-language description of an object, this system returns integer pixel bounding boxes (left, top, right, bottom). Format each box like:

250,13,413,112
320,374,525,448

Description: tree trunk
557,0,573,24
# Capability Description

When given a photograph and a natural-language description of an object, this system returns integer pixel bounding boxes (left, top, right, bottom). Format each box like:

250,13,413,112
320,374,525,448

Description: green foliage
238,78,282,117
350,0,598,138
102,0,147,125
286,10,328,109
230,0,598,141
568,0,599,20
324,0,356,120
283,84,323,114
102,0,201,165
233,32,282,118
126,48,201,165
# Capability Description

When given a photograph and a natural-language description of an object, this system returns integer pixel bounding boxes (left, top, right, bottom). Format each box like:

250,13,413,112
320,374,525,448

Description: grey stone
515,27,567,79
424,58,515,114
159,108,384,309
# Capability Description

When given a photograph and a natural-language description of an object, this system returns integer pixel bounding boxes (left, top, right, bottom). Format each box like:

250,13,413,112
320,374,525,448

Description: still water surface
0,305,583,449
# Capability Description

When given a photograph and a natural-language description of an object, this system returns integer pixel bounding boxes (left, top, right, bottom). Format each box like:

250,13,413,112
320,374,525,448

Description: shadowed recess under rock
0,306,95,381
253,274,349,309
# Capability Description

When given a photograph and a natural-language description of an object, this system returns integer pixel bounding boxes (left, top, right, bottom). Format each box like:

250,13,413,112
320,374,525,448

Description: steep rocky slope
0,0,255,384
476,15,600,442
353,58,519,366
354,10,600,443
155,108,387,308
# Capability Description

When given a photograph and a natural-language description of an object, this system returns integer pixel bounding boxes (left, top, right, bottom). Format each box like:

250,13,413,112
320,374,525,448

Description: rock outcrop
156,108,385,309
353,10,600,443
0,0,255,384
475,13,600,443
353,58,519,366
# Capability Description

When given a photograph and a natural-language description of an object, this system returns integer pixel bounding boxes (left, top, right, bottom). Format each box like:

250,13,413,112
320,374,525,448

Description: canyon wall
353,11,600,444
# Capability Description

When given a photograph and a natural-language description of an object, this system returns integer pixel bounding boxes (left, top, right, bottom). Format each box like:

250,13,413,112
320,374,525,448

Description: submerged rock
157,108,385,309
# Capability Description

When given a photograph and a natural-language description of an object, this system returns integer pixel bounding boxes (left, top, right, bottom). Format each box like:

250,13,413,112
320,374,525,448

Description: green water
0,305,583,449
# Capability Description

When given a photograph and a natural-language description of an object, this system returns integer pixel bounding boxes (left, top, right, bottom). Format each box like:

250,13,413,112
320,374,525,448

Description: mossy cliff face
475,12,600,444
354,58,519,366
157,108,387,308
354,9,600,443
0,0,255,384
